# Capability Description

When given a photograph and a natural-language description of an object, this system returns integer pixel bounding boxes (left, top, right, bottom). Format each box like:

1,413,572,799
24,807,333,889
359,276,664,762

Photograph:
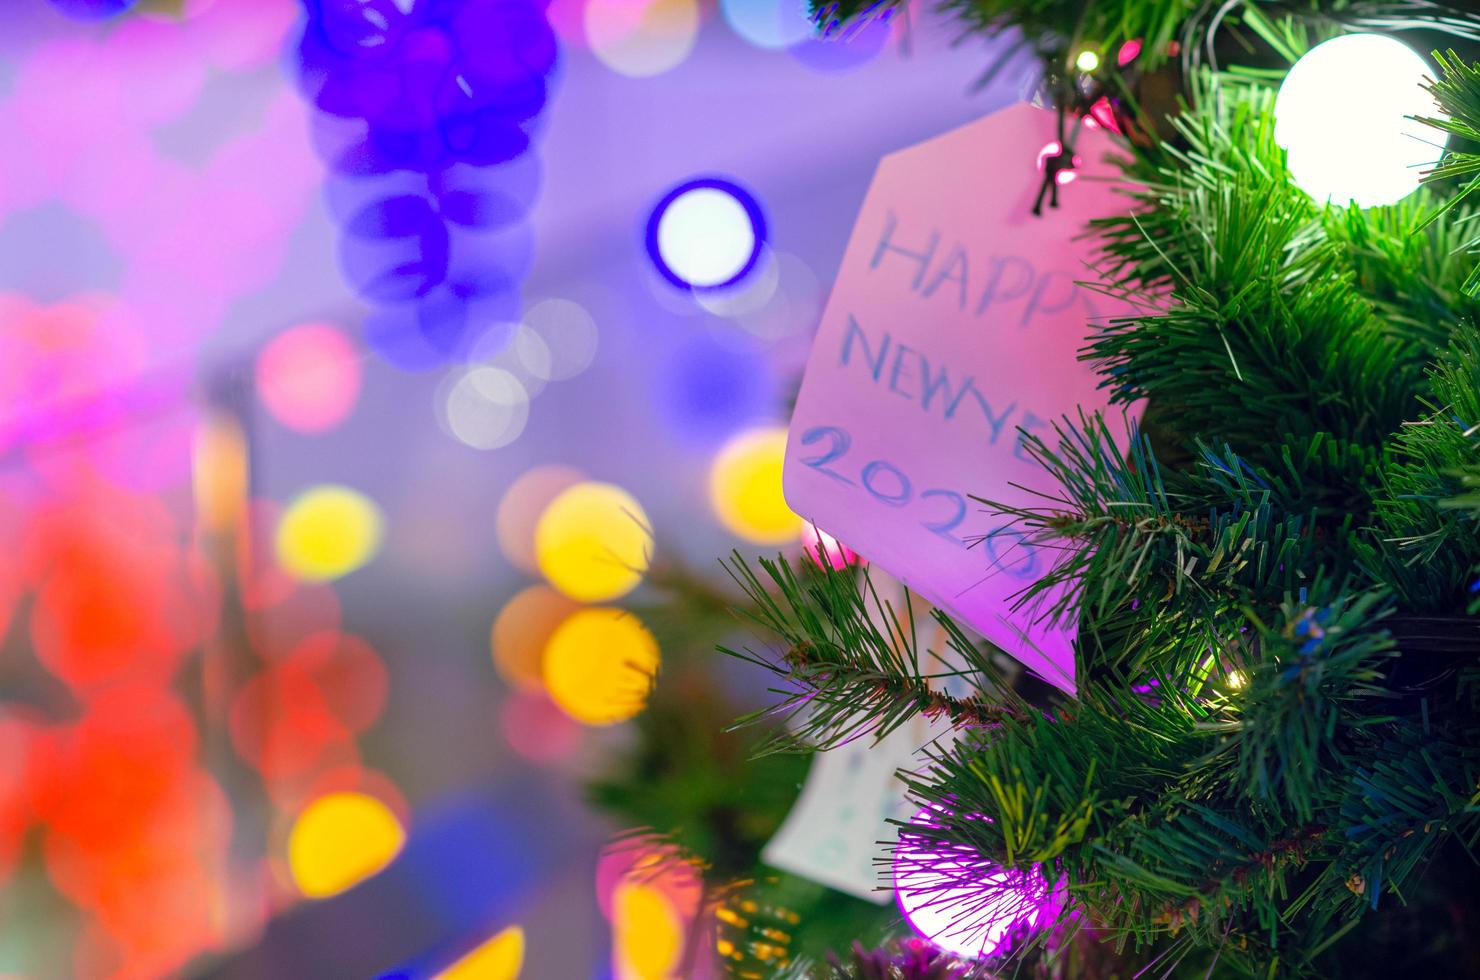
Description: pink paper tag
783,103,1139,695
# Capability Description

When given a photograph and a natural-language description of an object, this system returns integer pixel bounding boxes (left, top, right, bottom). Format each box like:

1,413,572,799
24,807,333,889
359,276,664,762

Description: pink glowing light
893,807,1063,959
802,523,859,570
0,13,318,431
1035,141,1082,187
1086,97,1122,135
594,835,704,921
1118,39,1143,66
501,692,582,763
256,324,362,433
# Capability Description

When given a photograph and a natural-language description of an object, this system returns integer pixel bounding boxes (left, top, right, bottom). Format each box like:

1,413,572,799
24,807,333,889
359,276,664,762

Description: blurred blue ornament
48,0,137,19
295,0,558,368
338,199,450,302
363,274,521,370
298,0,556,174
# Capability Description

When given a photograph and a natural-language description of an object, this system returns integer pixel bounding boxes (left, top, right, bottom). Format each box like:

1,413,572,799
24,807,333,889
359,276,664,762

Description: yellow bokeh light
275,485,384,582
535,482,652,602
496,465,586,574
1075,48,1101,72
613,882,684,980
491,585,580,691
709,427,802,545
435,924,525,980
287,791,405,899
543,608,659,726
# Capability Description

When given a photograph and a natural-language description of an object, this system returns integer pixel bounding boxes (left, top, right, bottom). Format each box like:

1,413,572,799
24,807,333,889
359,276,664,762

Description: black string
1032,89,1076,216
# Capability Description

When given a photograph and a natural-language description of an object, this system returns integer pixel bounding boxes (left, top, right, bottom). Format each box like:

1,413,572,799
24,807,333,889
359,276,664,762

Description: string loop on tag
1031,91,1086,216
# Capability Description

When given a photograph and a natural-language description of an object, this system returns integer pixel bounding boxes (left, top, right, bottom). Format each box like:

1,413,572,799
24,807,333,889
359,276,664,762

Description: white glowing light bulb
654,186,758,288
1273,33,1444,209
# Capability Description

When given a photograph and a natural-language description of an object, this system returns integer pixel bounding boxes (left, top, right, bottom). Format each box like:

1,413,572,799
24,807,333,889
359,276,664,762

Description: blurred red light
22,488,218,692
289,630,389,733
37,686,197,852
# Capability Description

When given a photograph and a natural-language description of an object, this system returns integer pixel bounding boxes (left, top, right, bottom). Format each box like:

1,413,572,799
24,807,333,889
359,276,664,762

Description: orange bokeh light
491,585,580,692
21,488,221,691
35,686,198,853
51,787,228,980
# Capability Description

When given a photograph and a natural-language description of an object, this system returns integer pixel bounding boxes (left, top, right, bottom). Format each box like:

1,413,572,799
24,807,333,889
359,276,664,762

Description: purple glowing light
893,808,1063,959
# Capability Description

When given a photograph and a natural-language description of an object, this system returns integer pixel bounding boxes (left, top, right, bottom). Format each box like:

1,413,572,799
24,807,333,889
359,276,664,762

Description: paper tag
762,578,954,902
761,717,928,903
783,103,1139,695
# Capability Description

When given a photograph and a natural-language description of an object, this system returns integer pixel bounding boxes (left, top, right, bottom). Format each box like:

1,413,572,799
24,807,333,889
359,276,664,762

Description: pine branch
715,15,1480,978
719,553,1029,753
898,681,1219,872
1231,594,1398,823
1087,86,1433,461
1360,321,1480,610
1418,50,1480,296
1322,728,1480,925
983,413,1326,681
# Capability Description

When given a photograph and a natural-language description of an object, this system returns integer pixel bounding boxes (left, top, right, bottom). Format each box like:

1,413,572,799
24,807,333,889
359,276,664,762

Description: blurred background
0,0,1025,976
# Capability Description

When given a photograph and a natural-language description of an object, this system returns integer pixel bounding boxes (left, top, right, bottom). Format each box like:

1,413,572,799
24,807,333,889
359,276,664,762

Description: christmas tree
600,1,1480,976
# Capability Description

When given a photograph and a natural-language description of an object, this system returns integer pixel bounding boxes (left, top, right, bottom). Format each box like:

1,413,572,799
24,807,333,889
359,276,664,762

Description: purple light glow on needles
894,807,1064,959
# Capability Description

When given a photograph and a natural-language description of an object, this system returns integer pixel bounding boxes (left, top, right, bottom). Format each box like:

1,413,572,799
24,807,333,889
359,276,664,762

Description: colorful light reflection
495,465,587,574
596,836,706,979
492,585,581,691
